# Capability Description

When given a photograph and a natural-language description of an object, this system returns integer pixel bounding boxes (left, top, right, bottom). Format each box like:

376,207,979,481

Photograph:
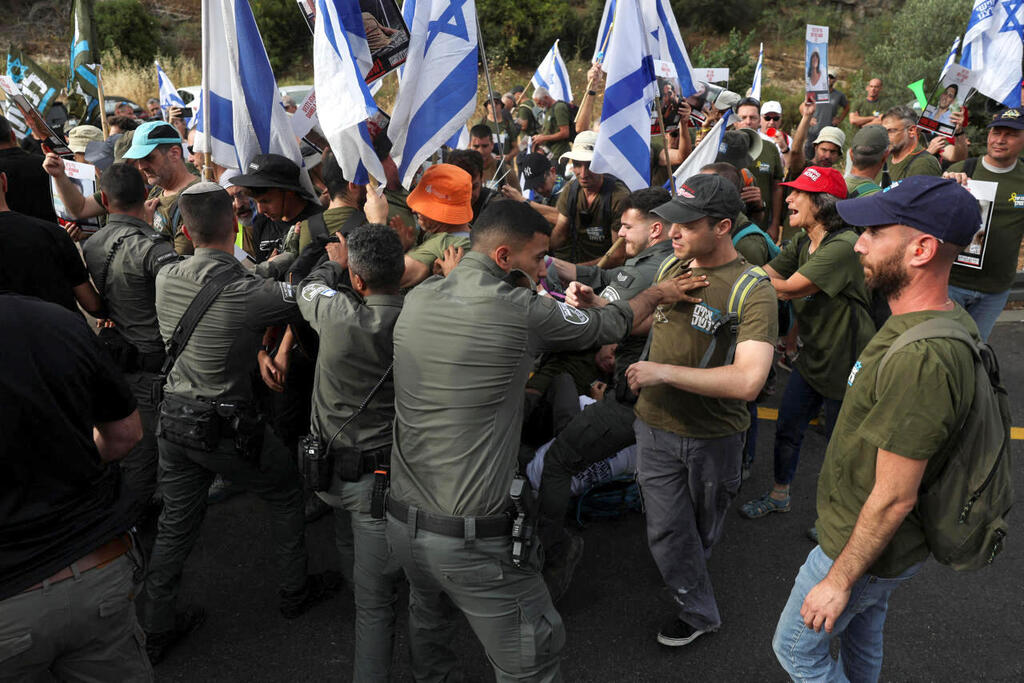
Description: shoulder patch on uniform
155,252,178,264
279,282,296,302
600,286,621,302
557,301,590,325
301,283,336,301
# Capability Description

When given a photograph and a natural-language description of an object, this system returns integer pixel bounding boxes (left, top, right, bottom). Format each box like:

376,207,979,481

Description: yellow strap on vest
727,266,768,319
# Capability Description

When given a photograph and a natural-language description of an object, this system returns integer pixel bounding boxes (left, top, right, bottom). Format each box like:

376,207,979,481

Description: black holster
219,403,265,461
299,435,333,492
157,394,221,452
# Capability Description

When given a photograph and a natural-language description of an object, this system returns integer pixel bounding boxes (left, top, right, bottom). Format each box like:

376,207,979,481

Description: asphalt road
154,321,1024,682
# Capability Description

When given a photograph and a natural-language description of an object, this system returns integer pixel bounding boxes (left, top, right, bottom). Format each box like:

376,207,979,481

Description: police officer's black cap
520,153,551,191
231,153,307,195
652,173,743,225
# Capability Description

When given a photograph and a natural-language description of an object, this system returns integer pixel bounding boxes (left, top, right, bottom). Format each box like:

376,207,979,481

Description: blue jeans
948,285,1009,341
773,546,922,682
773,369,841,486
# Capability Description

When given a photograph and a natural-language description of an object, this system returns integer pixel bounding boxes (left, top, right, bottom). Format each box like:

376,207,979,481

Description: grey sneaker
657,618,708,647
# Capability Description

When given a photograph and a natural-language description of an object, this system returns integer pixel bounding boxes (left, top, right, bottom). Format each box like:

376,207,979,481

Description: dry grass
100,49,202,104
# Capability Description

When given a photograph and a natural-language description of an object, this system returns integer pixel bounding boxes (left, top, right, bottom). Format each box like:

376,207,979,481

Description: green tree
94,0,159,64
250,0,313,75
690,29,757,92
671,0,765,34
476,0,578,68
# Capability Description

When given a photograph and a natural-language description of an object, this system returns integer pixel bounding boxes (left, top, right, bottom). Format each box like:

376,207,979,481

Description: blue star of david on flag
1000,0,1024,38
425,0,469,53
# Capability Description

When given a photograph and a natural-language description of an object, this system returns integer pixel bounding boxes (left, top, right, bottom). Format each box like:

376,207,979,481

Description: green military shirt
296,205,363,254
149,177,201,256
816,306,978,577
748,140,784,228
391,251,635,517
948,158,1024,293
298,261,402,454
155,248,299,404
769,229,875,399
477,116,517,156
82,214,179,354
481,154,520,192
541,100,572,161
851,97,889,123
634,257,778,438
846,175,882,198
516,98,540,136
731,213,774,267
406,231,471,268
887,146,942,182
554,176,630,263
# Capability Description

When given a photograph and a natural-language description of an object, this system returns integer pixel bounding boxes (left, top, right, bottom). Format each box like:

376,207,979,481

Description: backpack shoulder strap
654,255,681,283
849,181,882,198
339,208,367,236
874,317,979,395
160,267,241,376
306,212,328,241
698,266,769,368
964,156,979,179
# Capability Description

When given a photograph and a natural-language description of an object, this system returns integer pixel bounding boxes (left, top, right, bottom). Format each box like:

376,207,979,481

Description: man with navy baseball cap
773,175,984,681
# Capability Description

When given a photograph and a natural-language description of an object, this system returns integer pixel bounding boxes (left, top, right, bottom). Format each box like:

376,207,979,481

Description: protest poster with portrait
805,25,829,103
295,0,409,84
955,179,998,269
0,76,74,158
918,65,975,138
50,160,102,235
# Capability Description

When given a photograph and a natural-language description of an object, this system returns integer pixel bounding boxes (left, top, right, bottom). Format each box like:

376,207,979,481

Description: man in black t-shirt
0,115,58,222
0,171,103,315
0,294,151,681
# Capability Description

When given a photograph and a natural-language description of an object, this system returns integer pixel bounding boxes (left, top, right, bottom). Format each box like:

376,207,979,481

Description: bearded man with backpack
772,176,1012,682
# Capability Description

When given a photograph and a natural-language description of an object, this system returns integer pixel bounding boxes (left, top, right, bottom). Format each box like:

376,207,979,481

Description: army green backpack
876,317,1013,571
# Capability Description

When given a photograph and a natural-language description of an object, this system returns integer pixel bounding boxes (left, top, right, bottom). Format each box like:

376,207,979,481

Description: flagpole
474,14,497,129
200,0,213,181
576,23,614,127
95,65,110,139
654,96,677,195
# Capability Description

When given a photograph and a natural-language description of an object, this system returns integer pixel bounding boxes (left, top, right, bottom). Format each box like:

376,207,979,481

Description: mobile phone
180,107,194,118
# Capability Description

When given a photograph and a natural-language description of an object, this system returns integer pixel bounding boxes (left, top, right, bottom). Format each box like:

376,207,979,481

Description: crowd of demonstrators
1,32,1022,682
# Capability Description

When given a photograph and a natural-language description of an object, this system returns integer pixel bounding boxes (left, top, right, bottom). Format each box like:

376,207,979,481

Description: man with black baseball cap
230,153,324,263
620,173,778,647
43,121,200,254
943,106,1024,340
773,175,983,682
500,152,564,225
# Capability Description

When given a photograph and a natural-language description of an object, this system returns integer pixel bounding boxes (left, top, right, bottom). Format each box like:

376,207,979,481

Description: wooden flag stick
95,65,110,139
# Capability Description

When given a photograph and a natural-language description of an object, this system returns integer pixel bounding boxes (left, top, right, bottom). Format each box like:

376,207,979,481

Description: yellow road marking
757,407,1024,440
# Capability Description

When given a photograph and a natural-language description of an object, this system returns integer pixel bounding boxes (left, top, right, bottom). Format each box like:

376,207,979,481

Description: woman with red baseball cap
740,166,876,523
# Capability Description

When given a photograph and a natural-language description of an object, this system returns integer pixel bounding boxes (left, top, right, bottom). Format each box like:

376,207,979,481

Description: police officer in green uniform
387,199,704,681
552,131,630,266
531,187,675,598
297,224,405,682
143,183,340,664
43,122,199,254
82,163,179,508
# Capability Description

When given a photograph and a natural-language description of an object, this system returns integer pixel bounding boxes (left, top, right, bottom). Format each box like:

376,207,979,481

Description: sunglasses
762,114,780,122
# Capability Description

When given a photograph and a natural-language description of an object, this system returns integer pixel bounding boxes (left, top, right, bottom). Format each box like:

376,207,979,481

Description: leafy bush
95,0,159,64
690,28,758,92
477,0,578,68
671,0,765,34
250,0,313,75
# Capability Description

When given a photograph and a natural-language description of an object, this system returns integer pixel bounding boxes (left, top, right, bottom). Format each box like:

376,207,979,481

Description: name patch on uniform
301,283,336,301
690,302,723,335
558,301,590,325
847,360,862,386
279,282,296,302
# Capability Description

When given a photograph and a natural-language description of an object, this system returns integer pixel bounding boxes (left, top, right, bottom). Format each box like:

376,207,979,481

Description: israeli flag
155,61,185,115
532,41,573,104
643,0,700,98
314,0,385,184
961,0,1023,106
672,110,732,183
748,43,763,101
200,0,307,179
590,0,657,191
389,0,479,188
941,36,962,78
593,0,615,63
444,124,470,149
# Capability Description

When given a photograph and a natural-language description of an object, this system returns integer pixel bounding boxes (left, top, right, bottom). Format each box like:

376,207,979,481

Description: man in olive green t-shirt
532,87,572,164
944,107,1024,340
773,176,983,681
621,174,777,648
400,163,473,288
849,77,888,129
882,106,941,182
